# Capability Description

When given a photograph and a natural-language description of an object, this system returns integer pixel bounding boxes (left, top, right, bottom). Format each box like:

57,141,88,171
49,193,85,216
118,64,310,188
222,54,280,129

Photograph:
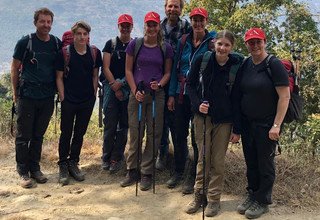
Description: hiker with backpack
11,8,61,188
100,14,133,174
233,28,290,219
167,7,215,194
155,0,191,172
55,21,102,186
185,30,243,217
120,11,173,191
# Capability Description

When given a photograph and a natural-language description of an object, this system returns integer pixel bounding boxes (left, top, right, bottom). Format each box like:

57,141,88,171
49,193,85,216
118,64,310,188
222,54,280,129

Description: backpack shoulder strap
133,37,144,65
90,45,98,68
111,37,117,53
265,54,274,78
62,45,71,77
228,52,245,92
50,34,60,51
200,51,212,75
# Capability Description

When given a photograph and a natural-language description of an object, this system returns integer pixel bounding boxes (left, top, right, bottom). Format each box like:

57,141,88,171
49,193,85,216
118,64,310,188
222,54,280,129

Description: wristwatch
273,123,279,128
157,83,162,89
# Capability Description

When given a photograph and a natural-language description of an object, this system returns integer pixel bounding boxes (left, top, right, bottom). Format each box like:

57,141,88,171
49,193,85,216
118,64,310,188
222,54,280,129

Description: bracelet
157,83,162,89
109,81,115,86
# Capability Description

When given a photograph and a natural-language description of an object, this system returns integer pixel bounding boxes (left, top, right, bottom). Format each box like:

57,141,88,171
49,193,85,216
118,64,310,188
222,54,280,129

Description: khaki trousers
126,90,164,175
193,114,232,202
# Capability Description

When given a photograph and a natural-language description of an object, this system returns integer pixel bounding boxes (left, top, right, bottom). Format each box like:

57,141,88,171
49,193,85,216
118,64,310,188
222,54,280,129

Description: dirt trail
0,146,319,220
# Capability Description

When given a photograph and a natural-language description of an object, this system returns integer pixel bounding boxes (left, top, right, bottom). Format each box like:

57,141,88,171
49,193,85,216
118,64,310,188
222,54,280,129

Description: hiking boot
166,173,183,189
30,171,48,184
182,174,195,194
185,191,207,214
140,174,152,191
237,194,254,214
120,169,139,187
109,160,122,174
68,162,85,181
245,200,269,219
101,161,110,170
59,164,69,186
20,174,35,189
205,201,220,217
155,154,166,171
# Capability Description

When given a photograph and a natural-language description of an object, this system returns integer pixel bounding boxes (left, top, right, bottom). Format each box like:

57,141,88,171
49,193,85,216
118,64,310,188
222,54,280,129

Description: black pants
173,95,198,175
102,93,128,162
58,98,95,164
241,118,276,204
15,97,54,175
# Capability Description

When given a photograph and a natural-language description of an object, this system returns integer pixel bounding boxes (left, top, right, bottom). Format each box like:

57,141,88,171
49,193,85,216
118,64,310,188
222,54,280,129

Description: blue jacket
168,30,214,97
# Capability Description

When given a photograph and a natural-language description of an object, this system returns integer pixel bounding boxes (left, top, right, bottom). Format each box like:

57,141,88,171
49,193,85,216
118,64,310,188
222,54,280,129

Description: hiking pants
15,97,54,175
193,114,231,202
173,94,198,175
102,92,128,163
241,117,276,205
126,90,164,175
58,97,95,164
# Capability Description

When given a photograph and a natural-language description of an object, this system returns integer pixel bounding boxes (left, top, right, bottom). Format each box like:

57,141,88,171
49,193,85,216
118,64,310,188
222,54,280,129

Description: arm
11,59,21,103
150,58,172,90
103,52,122,92
56,70,65,101
92,67,99,96
125,53,144,102
269,86,290,140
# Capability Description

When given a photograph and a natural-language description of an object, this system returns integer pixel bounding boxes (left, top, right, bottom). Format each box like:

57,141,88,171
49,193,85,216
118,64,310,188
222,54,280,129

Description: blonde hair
71,21,91,34
143,23,164,47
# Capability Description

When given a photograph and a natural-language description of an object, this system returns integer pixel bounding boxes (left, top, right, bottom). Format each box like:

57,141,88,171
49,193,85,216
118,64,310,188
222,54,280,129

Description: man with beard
159,0,193,193
11,8,61,188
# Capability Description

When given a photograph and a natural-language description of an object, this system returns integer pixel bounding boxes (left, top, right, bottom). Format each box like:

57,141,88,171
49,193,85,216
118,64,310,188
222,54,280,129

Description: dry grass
1,137,319,210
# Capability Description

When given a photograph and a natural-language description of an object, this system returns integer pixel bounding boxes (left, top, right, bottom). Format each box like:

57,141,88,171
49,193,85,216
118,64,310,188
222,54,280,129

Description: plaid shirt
160,17,191,55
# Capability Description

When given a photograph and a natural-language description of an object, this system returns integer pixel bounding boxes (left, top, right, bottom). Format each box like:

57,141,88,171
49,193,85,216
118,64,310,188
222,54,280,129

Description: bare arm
11,58,21,103
269,86,290,140
103,52,122,91
92,67,99,96
56,70,65,101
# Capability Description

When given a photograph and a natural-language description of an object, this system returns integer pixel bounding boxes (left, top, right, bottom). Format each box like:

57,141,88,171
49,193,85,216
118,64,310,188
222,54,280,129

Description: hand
269,126,280,141
135,90,145,102
111,81,122,92
167,96,175,111
199,102,209,114
229,133,240,143
59,95,65,102
150,80,160,91
115,90,124,101
12,93,18,103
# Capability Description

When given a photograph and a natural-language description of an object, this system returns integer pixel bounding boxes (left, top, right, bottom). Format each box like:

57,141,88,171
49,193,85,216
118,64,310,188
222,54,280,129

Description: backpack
62,44,98,78
133,37,167,71
265,55,304,123
198,51,244,97
99,37,119,82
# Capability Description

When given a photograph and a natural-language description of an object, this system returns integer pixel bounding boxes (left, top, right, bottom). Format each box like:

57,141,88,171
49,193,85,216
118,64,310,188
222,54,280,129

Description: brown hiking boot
120,169,139,187
185,191,207,214
20,174,35,188
205,201,220,217
30,171,48,184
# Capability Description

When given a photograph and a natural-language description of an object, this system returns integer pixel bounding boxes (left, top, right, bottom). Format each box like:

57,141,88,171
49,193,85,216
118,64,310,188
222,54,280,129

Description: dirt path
0,146,319,220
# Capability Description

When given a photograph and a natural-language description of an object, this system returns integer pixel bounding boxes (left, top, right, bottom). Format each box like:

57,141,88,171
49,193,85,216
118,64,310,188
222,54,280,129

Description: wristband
157,83,162,89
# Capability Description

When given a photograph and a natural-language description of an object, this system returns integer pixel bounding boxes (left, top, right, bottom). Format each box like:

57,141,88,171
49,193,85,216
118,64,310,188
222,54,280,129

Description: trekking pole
136,81,144,196
54,95,59,134
10,102,16,136
202,100,208,220
151,78,156,194
98,82,103,129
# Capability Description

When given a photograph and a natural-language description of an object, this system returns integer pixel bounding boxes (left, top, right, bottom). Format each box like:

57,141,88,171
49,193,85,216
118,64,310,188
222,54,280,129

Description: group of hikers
11,0,291,219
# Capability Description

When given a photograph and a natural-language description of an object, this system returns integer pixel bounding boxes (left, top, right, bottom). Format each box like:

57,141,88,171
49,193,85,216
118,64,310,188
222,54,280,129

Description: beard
167,13,179,22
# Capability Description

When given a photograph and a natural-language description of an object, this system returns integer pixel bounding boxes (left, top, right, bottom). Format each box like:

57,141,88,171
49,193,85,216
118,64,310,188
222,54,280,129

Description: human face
118,22,133,36
191,15,207,34
165,0,181,23
144,21,160,38
35,14,52,36
73,27,89,46
215,37,233,59
245,39,266,57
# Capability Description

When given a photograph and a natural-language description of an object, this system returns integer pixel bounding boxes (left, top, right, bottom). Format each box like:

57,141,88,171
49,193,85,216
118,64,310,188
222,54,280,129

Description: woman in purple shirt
120,11,173,191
